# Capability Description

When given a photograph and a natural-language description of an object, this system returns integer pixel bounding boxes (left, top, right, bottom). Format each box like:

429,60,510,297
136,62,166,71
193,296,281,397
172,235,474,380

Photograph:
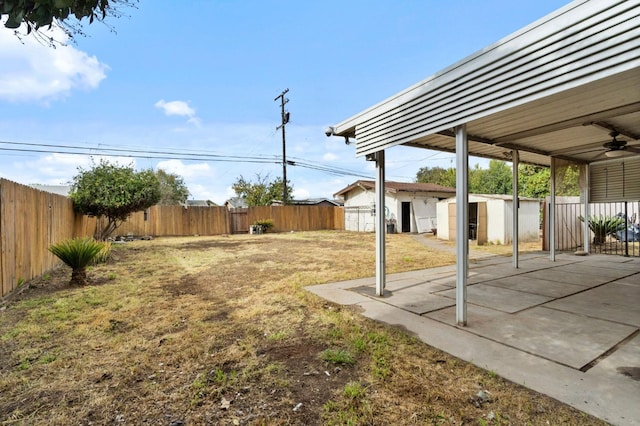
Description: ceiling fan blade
626,145,640,154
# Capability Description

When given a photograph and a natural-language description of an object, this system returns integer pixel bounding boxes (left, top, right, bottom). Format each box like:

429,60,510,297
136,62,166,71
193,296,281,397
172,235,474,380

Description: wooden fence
0,178,344,298
115,205,231,236
0,179,96,298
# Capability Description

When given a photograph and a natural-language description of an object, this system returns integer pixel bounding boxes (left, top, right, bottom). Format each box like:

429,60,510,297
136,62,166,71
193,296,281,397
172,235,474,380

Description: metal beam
550,157,556,262
589,121,640,141
455,125,468,326
583,164,590,254
512,149,519,268
375,150,386,296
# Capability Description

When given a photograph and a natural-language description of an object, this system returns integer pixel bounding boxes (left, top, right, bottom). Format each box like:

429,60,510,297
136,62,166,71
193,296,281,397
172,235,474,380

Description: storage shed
437,195,540,244
334,180,455,233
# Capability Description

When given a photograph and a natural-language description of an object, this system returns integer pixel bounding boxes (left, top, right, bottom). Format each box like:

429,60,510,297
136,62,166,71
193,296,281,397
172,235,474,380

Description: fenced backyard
0,179,344,298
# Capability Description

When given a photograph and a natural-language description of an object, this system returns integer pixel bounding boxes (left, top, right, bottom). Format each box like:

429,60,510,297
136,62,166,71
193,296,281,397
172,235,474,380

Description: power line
0,139,374,180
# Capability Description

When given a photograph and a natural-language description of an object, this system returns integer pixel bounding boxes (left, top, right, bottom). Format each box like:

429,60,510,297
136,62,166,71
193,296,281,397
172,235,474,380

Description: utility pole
275,88,290,205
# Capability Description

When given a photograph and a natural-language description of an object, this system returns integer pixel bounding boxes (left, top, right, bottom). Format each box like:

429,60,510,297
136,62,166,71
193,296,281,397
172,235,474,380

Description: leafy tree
416,160,580,198
1,0,136,41
415,166,456,188
480,160,512,194
155,169,190,205
417,161,513,194
69,159,161,240
556,163,581,196
519,165,550,198
232,173,294,206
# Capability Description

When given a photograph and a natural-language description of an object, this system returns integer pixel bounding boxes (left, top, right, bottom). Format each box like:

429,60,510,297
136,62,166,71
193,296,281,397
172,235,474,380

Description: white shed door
412,199,437,233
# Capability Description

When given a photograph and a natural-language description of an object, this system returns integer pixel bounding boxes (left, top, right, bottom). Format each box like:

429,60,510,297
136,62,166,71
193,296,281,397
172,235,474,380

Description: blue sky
0,0,568,204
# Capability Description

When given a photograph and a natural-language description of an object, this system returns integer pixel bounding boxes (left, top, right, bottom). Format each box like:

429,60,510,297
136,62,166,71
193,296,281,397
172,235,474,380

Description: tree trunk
70,267,88,286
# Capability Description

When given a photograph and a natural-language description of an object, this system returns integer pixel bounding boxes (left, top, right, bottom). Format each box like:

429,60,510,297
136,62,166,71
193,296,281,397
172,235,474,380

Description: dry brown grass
0,231,606,425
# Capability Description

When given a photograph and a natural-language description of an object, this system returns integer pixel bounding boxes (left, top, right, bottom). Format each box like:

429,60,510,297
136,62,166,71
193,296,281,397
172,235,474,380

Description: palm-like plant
48,238,107,286
578,215,626,245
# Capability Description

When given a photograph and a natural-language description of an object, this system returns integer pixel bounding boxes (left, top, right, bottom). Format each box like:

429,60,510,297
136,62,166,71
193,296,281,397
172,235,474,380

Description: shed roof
330,0,640,166
334,180,455,197
441,194,542,203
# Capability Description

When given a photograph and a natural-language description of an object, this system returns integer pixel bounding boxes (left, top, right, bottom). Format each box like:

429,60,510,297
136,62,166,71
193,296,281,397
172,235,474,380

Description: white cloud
292,188,310,199
0,22,108,103
155,99,201,127
155,160,211,178
12,154,134,185
323,152,338,161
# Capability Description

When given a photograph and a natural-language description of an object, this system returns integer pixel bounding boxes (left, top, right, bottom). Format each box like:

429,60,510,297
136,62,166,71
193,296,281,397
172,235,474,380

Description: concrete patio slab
589,332,640,381
354,284,455,314
551,263,637,280
484,275,586,298
617,275,640,286
426,305,637,370
545,282,640,327
434,283,554,313
587,259,640,271
522,268,613,287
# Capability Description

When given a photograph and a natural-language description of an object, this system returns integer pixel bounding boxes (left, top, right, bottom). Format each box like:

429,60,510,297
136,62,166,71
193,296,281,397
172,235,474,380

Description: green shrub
253,218,274,232
48,238,107,286
93,241,112,264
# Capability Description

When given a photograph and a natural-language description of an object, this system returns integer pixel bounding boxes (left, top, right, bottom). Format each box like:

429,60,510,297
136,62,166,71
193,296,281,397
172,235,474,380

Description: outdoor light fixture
604,149,627,158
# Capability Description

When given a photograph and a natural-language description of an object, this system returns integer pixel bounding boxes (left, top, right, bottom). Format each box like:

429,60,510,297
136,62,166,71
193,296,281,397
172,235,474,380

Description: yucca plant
48,238,107,286
578,215,626,245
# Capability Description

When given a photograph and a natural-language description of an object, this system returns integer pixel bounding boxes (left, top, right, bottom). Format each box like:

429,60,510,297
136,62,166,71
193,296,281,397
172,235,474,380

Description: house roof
29,184,71,196
291,198,343,206
224,197,248,208
329,0,640,167
334,180,455,197
186,200,217,207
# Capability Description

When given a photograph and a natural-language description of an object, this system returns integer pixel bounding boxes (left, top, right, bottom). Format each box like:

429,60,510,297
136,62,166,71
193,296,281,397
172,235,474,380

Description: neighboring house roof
334,180,455,198
29,184,71,196
279,198,343,207
224,197,248,208
185,200,217,207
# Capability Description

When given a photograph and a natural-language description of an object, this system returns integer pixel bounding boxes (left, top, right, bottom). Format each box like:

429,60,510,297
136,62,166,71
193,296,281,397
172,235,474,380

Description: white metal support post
375,150,386,297
455,125,468,326
550,157,556,262
583,164,590,254
512,149,519,268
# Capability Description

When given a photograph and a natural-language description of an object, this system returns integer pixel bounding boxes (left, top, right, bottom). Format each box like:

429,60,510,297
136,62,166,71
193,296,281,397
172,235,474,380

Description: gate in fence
230,208,249,234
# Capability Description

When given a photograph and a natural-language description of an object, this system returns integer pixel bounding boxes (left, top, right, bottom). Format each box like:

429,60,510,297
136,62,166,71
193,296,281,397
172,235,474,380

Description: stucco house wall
335,180,455,233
